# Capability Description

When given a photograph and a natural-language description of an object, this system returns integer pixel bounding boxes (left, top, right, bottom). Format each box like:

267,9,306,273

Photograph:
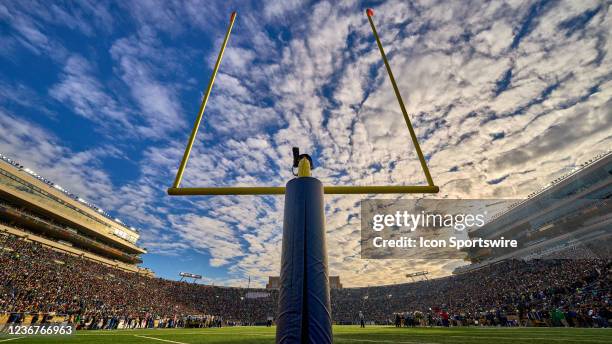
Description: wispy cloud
0,111,121,205
50,55,134,131
0,0,610,287
109,29,188,138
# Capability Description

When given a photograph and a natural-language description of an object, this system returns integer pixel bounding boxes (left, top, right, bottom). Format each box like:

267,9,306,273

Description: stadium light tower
167,9,439,344
179,272,202,283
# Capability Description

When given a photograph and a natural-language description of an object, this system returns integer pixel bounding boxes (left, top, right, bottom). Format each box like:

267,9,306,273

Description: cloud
168,214,244,267
122,0,222,35
0,1,116,61
109,29,187,138
50,55,134,131
0,111,120,207
1,0,611,287
264,0,304,20
0,7,65,60
183,0,611,286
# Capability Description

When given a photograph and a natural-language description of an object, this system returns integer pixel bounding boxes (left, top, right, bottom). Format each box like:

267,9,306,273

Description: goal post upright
366,8,435,188
172,11,237,190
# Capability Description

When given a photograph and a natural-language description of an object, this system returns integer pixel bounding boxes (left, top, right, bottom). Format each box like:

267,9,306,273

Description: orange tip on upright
230,11,236,21
366,8,374,17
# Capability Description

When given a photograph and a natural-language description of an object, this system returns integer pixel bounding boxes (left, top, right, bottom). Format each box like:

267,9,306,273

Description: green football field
1,326,611,344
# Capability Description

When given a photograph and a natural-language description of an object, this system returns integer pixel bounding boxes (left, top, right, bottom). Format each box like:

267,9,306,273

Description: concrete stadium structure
267,276,343,289
455,151,612,274
0,154,150,275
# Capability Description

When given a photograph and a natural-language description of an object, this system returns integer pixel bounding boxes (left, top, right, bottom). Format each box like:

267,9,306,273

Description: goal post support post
276,157,332,343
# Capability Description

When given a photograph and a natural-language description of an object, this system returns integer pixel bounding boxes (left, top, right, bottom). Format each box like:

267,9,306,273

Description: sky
0,0,610,287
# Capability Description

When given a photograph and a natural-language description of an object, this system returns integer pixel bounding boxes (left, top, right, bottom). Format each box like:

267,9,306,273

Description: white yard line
0,338,24,343
132,332,274,343
146,332,273,337
339,335,612,344
439,335,611,343
340,339,440,344
133,334,189,344
344,333,611,343
338,330,612,341
74,331,274,337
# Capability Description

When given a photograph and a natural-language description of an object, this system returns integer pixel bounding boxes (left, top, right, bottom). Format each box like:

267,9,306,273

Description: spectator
0,233,610,328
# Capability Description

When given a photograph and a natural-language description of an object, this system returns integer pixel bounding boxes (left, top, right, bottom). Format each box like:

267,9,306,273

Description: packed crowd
1,233,610,329
0,234,277,328
332,259,611,327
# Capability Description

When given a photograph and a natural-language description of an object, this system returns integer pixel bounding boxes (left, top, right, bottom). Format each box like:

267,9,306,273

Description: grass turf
1,325,611,344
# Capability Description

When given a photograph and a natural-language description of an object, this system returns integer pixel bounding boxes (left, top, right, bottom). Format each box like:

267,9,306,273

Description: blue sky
0,0,610,287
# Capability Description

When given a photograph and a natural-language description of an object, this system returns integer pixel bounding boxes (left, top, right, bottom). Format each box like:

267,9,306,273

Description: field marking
338,334,612,344
74,331,274,337
335,329,612,340
181,333,273,337
133,335,189,344
349,333,612,343
0,338,24,343
448,335,611,343
340,339,440,344
334,329,612,340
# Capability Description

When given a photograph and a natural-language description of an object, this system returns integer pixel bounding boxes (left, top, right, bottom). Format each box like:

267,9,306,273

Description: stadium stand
1,233,609,329
0,233,276,328
0,154,150,275
0,152,610,330
461,151,612,267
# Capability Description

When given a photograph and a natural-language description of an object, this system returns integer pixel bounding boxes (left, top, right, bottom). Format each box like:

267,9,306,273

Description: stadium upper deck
455,151,612,273
0,154,149,274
